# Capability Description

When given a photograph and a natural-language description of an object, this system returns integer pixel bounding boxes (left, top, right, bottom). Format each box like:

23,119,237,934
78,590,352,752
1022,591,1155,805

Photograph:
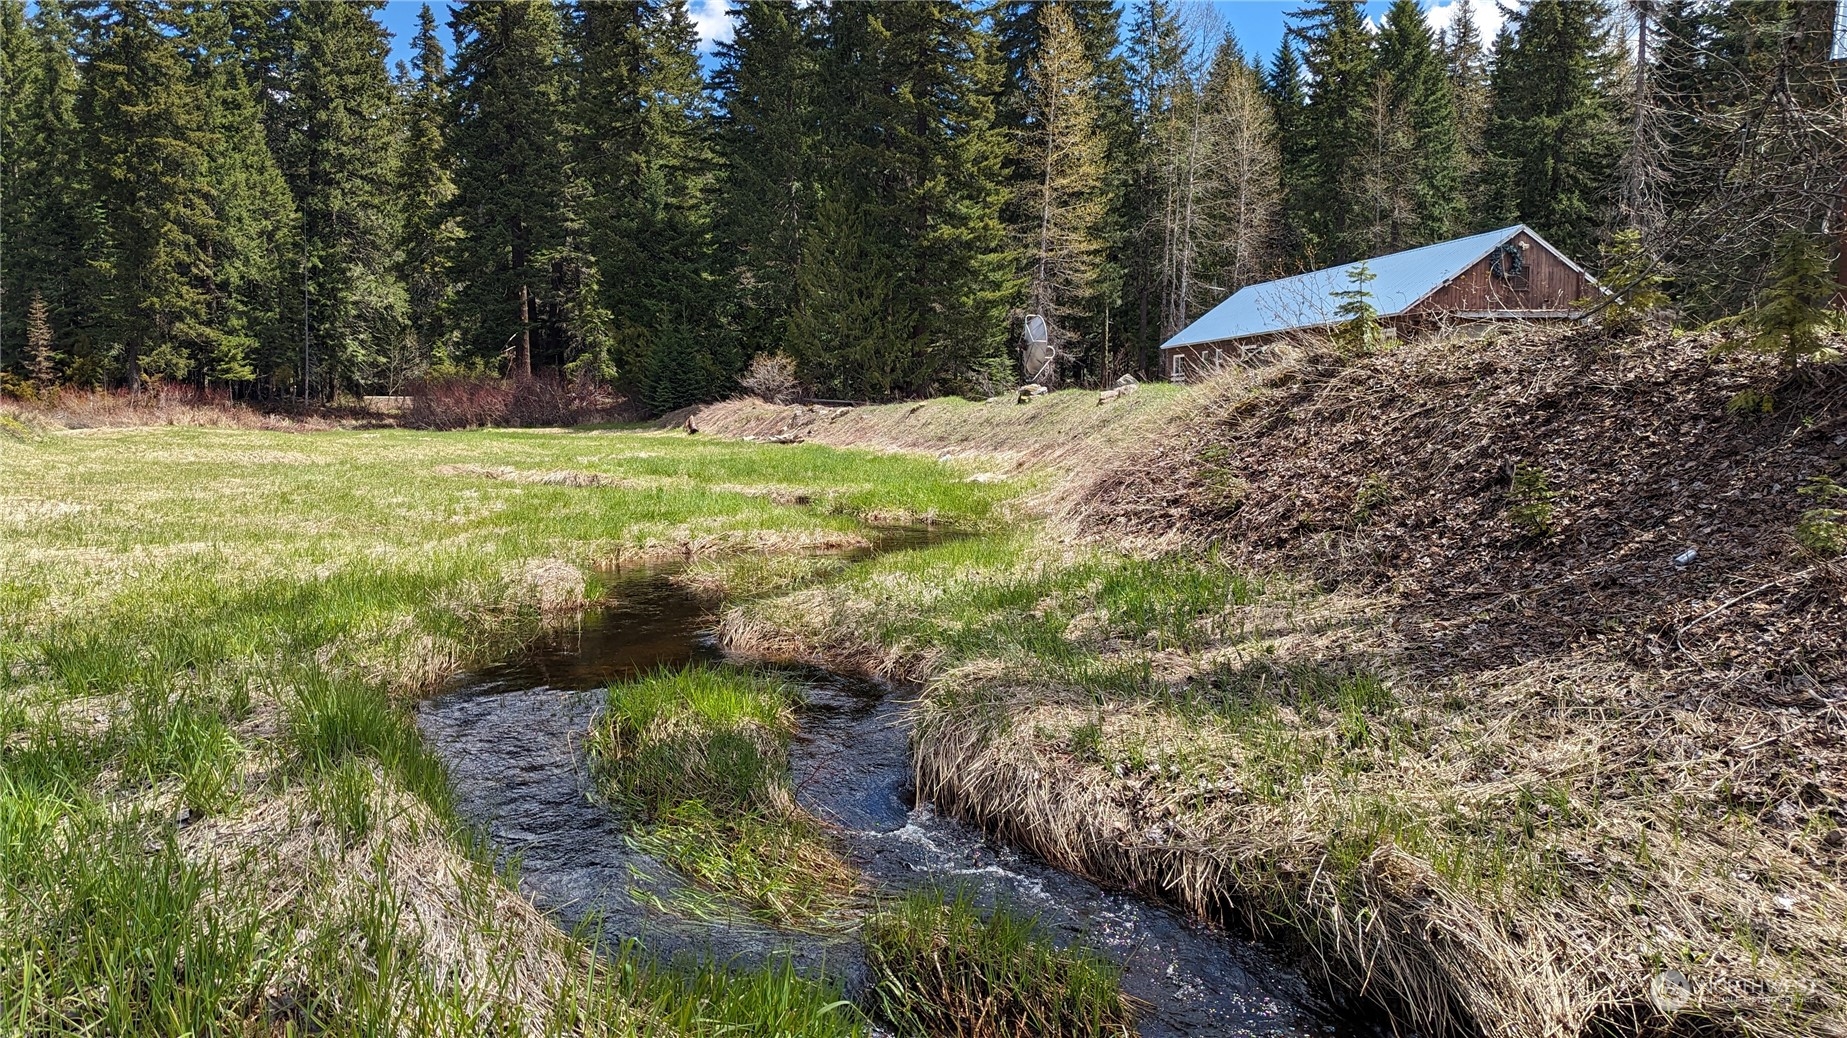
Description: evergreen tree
1482,0,1627,258
1264,37,1310,265
394,4,458,385
279,0,404,397
1124,0,1196,357
1368,0,1464,250
791,2,1014,400
188,0,299,389
26,290,57,391
2,0,89,381
601,0,720,400
1288,0,1376,263
75,0,219,388
1020,1,1111,376
448,0,578,380
712,0,816,365
1443,0,1491,228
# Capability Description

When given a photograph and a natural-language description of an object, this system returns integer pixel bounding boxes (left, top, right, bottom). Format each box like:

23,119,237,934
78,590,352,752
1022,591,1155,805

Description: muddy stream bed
417,533,1377,1037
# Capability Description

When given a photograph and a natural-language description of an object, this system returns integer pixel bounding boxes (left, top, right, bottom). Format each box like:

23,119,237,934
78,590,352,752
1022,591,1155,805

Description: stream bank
418,543,1374,1037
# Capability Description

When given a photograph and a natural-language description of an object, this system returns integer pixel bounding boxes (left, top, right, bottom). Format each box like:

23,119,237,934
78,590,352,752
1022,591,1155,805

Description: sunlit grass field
0,422,1010,1036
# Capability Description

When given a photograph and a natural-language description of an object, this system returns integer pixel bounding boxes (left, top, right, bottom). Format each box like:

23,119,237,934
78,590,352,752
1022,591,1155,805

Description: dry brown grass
677,385,1195,484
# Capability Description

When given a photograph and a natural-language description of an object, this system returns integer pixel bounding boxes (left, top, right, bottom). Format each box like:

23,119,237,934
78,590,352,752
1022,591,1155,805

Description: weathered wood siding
1410,229,1595,315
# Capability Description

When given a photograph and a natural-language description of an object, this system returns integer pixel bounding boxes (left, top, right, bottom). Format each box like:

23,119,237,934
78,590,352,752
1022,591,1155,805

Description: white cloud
1422,0,1506,45
687,0,735,53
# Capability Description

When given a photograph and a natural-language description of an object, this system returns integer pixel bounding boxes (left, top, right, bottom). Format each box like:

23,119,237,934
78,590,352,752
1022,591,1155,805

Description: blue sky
372,1,1505,75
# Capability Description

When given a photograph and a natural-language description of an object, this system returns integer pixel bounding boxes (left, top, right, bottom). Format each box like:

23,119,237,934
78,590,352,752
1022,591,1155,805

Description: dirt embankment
1077,328,1847,698
676,384,1195,477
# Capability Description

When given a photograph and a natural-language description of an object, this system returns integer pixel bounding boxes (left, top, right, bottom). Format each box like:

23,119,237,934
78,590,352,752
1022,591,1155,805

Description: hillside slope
1077,327,1846,697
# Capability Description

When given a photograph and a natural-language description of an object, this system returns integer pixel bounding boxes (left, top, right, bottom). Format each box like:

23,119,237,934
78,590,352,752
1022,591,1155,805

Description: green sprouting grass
590,667,858,928
0,424,999,1034
862,889,1136,1038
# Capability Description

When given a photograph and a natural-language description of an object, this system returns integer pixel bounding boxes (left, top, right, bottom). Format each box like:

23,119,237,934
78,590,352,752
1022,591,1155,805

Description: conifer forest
0,0,1842,410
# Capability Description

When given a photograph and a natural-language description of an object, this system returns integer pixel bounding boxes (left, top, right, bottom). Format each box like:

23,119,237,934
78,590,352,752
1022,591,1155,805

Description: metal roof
1162,224,1563,351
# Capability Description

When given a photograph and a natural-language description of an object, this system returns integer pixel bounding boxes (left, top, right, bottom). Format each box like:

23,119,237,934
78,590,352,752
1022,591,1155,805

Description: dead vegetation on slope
1076,327,1847,696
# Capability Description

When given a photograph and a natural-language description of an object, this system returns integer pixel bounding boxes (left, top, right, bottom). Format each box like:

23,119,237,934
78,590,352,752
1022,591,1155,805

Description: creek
417,532,1374,1037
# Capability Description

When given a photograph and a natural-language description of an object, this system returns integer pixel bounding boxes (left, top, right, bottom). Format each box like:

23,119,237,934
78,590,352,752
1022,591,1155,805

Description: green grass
862,889,1135,1038
590,667,858,928
0,424,1000,1035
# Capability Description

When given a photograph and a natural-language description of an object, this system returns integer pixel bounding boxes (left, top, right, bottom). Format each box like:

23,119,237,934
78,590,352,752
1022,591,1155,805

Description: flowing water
418,535,1373,1037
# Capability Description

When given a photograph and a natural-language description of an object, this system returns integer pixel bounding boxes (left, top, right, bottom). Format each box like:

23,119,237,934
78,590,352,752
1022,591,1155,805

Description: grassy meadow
0,422,1012,1035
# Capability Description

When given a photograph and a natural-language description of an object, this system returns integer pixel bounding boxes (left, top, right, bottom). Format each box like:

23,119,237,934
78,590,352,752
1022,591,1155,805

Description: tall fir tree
711,0,817,366
631,1,723,411
791,1,1014,400
1443,0,1491,228
1264,37,1310,265
1288,0,1377,264
448,0,579,380
393,4,458,386
1367,0,1464,250
1019,1,1111,375
1482,0,1627,258
280,0,404,397
1124,0,1196,358
187,0,299,389
2,0,89,380
75,0,219,388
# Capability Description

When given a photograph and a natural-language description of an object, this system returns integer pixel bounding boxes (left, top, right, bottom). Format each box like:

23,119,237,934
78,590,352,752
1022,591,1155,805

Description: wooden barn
1161,225,1601,382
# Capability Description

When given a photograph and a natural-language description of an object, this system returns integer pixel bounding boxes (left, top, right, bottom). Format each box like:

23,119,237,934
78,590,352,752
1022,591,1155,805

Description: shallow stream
417,534,1372,1037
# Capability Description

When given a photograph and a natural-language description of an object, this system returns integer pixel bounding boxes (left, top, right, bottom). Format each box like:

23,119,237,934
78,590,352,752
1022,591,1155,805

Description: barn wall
1411,229,1596,314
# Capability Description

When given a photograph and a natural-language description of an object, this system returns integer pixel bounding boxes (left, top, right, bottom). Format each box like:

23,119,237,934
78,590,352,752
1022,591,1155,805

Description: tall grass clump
589,666,856,926
284,667,451,815
862,890,1136,1038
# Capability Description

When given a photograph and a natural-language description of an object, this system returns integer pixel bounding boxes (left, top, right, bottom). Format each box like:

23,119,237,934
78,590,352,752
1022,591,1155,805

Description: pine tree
1020,2,1111,376
712,0,816,363
394,4,458,386
1443,0,1491,227
1288,0,1376,263
76,0,219,388
1265,37,1310,264
599,0,719,398
792,2,1014,399
1190,33,1280,317
279,0,404,397
1367,0,1464,250
1482,0,1627,258
189,0,299,389
448,0,577,380
1331,261,1382,355
2,0,89,382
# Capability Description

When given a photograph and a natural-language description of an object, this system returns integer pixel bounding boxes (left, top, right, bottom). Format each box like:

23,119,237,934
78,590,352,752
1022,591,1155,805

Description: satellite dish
1020,314,1055,386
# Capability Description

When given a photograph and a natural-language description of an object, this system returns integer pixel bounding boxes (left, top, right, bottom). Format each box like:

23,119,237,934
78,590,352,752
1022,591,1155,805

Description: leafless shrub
737,353,800,404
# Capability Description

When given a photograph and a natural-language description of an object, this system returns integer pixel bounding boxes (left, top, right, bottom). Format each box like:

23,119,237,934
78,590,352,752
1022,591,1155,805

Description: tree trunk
516,281,533,379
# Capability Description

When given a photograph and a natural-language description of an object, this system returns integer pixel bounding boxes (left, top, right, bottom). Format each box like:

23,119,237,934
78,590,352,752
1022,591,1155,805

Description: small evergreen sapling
1749,231,1839,368
1796,476,1847,557
1331,262,1383,355
1596,229,1669,334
